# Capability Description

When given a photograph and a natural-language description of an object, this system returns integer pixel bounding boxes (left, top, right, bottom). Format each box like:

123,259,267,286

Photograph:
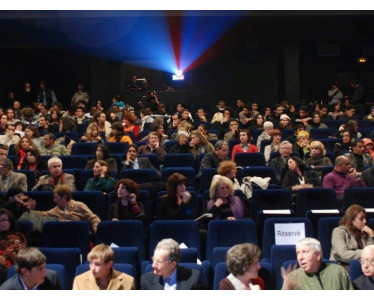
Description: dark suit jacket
361,166,374,187
121,157,160,179
141,266,203,290
269,156,287,184
0,171,27,192
353,274,374,290
0,269,61,290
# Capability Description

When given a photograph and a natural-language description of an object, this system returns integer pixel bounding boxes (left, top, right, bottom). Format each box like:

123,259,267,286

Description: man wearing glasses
322,155,366,204
0,124,20,147
353,245,374,289
141,238,203,290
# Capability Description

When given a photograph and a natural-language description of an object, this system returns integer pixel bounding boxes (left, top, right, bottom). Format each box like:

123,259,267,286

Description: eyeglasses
359,258,374,266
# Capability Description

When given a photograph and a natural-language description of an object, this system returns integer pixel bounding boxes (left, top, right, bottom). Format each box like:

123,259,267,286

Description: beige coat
73,269,135,290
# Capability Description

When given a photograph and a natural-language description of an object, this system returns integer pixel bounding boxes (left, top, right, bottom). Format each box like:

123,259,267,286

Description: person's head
334,155,351,174
360,245,374,277
110,122,124,136
0,144,9,159
0,114,8,125
279,114,291,127
197,107,206,117
298,106,308,119
53,184,72,208
362,138,374,152
286,156,305,173
273,104,284,116
190,130,208,147
6,123,16,137
226,243,261,279
294,123,305,134
254,113,264,126
270,129,282,143
341,130,351,144
345,119,359,133
15,247,47,288
239,129,251,145
25,148,42,165
94,111,106,124
214,140,229,159
115,178,139,201
24,125,39,139
229,119,239,131
263,121,274,135
279,141,293,158
47,157,63,178
339,204,367,233
309,140,326,157
176,130,189,146
95,144,110,160
6,108,15,120
218,99,226,108
242,106,250,116
296,130,310,145
122,111,136,126
148,131,160,148
75,107,85,118
223,108,231,120
15,136,35,153
50,108,61,121
93,160,110,178
344,105,356,119
152,238,180,277
176,102,185,112
181,109,190,120
166,172,187,199
251,102,258,112
236,98,244,108
43,133,56,147
126,144,138,161
295,238,322,274
311,112,321,124
217,160,237,180
209,175,235,199
352,139,365,156
0,157,13,176
0,208,15,233
87,244,114,280
369,106,374,118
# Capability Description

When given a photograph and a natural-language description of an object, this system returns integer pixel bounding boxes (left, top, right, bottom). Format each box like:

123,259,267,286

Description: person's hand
154,141,160,148
303,183,313,188
100,166,108,178
361,225,374,237
24,199,36,210
215,198,224,207
339,124,345,132
112,218,119,221
81,136,87,141
227,216,236,221
181,191,191,204
248,283,261,290
281,264,299,290
129,193,137,203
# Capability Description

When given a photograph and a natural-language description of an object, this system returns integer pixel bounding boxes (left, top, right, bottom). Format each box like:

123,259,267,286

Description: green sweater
282,263,354,290
84,177,116,194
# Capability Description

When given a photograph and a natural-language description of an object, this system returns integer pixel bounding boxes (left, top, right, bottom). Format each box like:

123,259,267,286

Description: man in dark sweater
199,140,229,175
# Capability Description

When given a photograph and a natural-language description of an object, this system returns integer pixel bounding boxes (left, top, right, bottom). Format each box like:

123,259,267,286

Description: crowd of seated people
1,80,374,290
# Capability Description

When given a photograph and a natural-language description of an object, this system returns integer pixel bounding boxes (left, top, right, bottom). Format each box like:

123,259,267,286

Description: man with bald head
353,245,374,290
322,155,366,204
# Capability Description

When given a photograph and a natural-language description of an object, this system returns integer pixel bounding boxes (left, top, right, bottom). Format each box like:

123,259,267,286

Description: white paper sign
274,223,305,245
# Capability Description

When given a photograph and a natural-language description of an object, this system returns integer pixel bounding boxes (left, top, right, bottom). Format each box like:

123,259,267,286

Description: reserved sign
274,223,306,245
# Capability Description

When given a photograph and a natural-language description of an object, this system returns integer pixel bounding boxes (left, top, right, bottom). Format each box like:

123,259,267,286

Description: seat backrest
13,169,36,191
199,168,217,194
342,187,374,212
72,191,107,220
295,188,338,217
262,217,314,261
138,153,160,170
163,153,194,168
71,142,97,155
25,191,54,211
95,220,146,262
349,259,363,281
149,220,201,259
105,142,129,154
270,245,296,289
234,152,266,167
120,169,156,184
160,167,196,188
60,155,90,169
206,219,257,262
39,247,81,290
41,221,91,260
251,189,292,220
317,217,340,259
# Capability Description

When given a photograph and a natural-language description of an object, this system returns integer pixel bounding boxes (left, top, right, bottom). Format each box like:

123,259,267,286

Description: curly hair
226,243,261,276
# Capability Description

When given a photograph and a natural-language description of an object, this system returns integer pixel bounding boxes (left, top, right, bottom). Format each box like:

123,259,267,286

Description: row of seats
15,217,373,289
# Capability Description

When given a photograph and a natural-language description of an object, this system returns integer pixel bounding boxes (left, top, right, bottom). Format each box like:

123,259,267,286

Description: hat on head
362,138,373,146
280,114,290,121
110,122,124,132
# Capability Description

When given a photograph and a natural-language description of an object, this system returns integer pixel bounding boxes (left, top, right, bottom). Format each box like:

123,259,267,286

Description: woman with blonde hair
305,140,332,171
293,130,311,161
81,122,104,143
330,204,374,270
206,175,247,220
189,129,214,159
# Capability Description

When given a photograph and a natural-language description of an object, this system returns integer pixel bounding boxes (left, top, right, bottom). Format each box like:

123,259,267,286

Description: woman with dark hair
248,113,265,133
159,172,194,220
231,129,258,161
49,107,62,126
59,116,78,133
0,115,8,135
0,208,28,273
84,160,116,194
92,111,111,140
122,111,140,141
305,112,328,132
20,148,48,179
281,156,321,200
13,136,37,169
328,102,344,120
108,178,145,223
330,204,374,271
334,130,352,156
219,243,264,290
85,144,117,175
337,119,361,141
107,122,133,144
24,124,42,147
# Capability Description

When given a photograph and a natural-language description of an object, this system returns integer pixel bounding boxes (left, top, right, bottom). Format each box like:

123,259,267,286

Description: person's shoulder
0,274,20,290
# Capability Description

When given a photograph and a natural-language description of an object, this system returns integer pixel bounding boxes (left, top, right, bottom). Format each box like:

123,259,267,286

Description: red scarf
49,173,64,187
17,149,27,170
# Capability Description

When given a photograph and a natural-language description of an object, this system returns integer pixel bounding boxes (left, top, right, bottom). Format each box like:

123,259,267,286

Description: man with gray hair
353,244,374,289
199,140,229,174
281,237,353,290
141,238,203,290
0,157,27,192
322,155,366,203
32,157,76,191
270,141,293,184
